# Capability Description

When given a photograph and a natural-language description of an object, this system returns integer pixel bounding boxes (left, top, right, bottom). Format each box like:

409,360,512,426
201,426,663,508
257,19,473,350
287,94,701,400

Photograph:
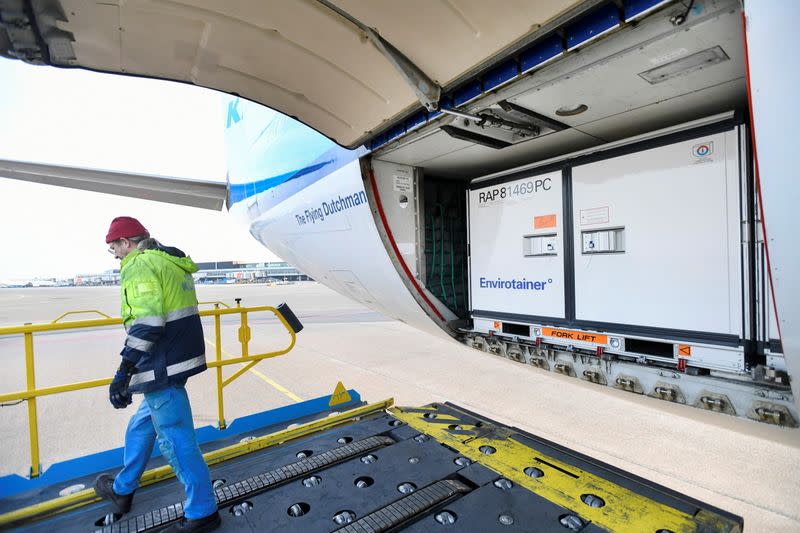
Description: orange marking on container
678,345,692,357
534,214,557,229
542,327,608,344
493,321,501,330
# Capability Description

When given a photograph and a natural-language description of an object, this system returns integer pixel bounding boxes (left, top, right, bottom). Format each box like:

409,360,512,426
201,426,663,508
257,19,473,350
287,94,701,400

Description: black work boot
94,473,134,514
161,511,221,532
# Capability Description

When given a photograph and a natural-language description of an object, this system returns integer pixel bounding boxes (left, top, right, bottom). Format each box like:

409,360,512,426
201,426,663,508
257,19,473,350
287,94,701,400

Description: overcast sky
0,58,279,281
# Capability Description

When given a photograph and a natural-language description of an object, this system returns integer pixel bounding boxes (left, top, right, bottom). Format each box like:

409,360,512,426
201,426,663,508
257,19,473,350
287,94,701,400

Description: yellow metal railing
0,301,296,478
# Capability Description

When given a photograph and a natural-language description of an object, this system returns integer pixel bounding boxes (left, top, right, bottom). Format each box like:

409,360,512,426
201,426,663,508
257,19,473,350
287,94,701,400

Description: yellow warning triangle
329,381,352,406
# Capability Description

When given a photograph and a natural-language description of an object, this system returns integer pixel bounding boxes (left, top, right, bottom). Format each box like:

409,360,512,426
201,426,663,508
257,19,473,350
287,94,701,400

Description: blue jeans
113,385,217,519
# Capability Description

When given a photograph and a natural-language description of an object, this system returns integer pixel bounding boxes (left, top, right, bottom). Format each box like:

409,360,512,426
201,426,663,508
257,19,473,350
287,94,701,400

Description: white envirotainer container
469,170,565,319
571,129,742,336
468,116,756,373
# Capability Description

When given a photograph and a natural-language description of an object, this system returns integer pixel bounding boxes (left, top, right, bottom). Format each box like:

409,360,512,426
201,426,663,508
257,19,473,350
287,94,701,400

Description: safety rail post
214,304,226,430
223,303,257,388
238,305,251,359
23,324,40,478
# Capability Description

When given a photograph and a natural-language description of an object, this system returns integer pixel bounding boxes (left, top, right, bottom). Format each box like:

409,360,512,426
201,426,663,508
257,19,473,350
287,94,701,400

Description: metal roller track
333,479,471,533
94,436,395,533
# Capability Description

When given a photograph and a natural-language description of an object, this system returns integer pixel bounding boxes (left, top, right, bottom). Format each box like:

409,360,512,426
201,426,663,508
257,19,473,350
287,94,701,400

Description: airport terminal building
72,261,310,286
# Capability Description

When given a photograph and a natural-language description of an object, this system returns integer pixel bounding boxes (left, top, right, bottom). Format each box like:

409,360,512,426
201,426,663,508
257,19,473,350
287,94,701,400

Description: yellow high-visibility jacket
119,246,206,393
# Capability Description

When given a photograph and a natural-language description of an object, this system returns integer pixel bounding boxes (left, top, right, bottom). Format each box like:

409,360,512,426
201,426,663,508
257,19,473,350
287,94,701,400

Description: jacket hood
122,248,199,274
149,248,199,274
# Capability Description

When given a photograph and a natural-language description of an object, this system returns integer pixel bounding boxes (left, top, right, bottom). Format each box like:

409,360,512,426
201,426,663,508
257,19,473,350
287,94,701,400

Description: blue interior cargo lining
624,0,671,22
520,34,564,73
566,3,621,50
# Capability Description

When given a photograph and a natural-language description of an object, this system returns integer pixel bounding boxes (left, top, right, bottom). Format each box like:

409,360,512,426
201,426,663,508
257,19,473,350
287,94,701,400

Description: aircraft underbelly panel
241,160,450,339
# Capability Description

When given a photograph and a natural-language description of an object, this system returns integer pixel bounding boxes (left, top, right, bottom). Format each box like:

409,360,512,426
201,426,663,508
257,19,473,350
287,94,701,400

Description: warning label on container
678,345,692,357
691,142,713,158
534,214,557,229
542,327,608,344
691,141,715,165
579,206,610,226
393,174,412,193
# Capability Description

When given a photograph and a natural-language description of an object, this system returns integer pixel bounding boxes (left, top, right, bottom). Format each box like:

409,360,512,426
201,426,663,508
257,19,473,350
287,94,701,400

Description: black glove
109,359,135,409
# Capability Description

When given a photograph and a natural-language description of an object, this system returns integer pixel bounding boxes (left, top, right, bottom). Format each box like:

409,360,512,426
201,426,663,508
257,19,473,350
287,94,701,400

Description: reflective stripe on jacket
119,247,206,393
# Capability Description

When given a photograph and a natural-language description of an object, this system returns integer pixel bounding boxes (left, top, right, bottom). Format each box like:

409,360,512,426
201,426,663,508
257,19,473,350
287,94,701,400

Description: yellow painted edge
390,407,735,533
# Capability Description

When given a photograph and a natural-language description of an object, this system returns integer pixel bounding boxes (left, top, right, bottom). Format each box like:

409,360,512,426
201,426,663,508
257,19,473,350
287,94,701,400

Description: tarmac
0,282,799,531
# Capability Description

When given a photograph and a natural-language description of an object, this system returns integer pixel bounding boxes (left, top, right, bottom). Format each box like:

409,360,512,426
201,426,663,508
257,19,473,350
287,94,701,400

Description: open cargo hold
361,0,793,425
368,112,793,426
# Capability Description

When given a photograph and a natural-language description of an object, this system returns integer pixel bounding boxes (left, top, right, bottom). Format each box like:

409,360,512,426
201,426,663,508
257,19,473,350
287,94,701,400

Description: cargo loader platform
0,396,743,532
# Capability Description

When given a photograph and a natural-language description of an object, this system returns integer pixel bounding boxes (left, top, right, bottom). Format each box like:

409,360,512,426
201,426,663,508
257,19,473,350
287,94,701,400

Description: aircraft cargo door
469,170,565,321
571,129,743,338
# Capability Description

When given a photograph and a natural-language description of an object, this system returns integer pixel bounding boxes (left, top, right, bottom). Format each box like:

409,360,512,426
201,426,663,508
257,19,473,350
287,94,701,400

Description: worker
94,216,220,532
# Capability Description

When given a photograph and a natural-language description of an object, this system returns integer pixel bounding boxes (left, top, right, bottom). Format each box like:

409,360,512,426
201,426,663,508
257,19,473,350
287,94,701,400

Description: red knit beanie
106,217,149,243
